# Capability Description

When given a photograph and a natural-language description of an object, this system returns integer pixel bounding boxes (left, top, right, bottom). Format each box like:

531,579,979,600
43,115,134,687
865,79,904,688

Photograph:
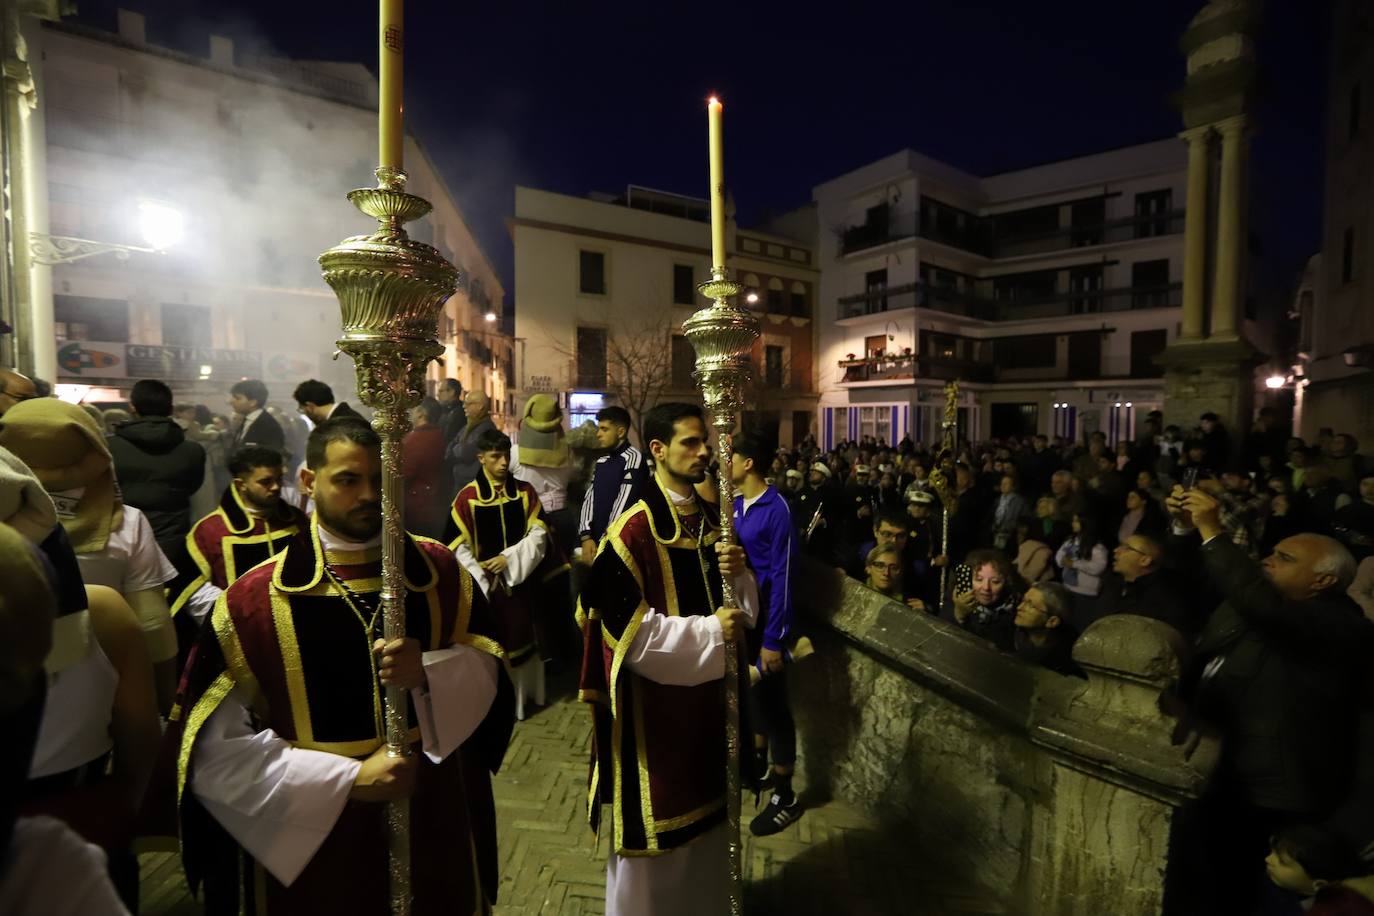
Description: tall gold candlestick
707,97,726,270
686,246,757,914
379,0,404,170
926,379,960,609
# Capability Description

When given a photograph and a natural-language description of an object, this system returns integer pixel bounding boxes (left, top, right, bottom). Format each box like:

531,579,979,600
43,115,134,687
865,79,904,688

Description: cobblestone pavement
140,668,1002,915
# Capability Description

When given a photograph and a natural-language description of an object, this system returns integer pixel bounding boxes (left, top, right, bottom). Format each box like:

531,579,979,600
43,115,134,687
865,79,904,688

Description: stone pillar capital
1178,125,1213,145
1214,114,1249,138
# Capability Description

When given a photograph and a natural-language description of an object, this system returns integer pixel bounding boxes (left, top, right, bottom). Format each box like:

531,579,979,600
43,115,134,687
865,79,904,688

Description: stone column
1178,126,1210,341
1210,116,1248,340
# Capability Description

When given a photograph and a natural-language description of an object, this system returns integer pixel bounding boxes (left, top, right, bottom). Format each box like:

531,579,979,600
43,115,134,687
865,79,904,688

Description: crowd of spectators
764,406,1374,913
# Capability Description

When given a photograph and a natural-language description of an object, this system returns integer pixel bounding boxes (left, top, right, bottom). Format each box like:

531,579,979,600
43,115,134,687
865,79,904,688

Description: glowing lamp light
484,312,497,323
1115,402,1122,408
746,292,759,304
1266,374,1286,389
138,200,184,251
1125,402,1133,408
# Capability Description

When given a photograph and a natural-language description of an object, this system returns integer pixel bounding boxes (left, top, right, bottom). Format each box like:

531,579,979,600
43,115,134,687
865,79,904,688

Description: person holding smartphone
945,548,1023,651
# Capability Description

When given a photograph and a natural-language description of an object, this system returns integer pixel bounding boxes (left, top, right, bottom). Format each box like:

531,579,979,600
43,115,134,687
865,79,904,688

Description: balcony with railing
838,206,1185,259
838,351,993,385
837,281,1182,322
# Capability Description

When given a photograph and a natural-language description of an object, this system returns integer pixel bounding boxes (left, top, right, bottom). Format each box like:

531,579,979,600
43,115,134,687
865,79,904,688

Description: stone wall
788,564,1218,916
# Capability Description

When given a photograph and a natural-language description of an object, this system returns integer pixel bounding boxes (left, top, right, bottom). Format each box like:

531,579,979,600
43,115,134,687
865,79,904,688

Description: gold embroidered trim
212,595,261,713
269,588,315,746
222,527,297,583
632,678,656,851
653,796,725,832
176,671,234,804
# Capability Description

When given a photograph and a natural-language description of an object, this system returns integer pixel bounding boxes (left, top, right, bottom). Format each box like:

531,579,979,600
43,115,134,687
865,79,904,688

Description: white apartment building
20,11,508,416
815,141,1187,449
1295,0,1374,444
512,185,820,446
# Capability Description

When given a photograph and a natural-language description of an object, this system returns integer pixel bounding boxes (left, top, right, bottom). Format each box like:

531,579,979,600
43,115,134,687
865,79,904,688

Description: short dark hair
1270,825,1364,883
874,506,910,533
732,430,775,471
292,379,334,407
476,428,512,453
306,417,379,469
229,445,285,478
130,378,174,417
596,405,632,429
1200,412,1219,423
439,378,461,395
415,396,441,424
231,379,269,407
31,377,52,398
642,402,704,450
1031,581,1073,624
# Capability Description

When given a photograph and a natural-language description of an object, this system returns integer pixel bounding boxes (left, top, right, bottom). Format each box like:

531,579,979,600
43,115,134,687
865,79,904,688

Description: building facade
1297,0,1374,445
8,10,508,418
814,142,1187,449
511,184,819,446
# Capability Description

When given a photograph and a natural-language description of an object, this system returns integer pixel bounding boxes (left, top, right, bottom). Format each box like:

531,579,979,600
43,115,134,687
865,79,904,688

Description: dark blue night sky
71,0,1327,304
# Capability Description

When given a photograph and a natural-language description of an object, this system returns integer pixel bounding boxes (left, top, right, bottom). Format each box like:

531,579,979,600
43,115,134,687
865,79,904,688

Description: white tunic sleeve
453,542,491,598
623,570,759,687
499,524,548,589
190,688,360,887
410,646,500,762
185,582,223,624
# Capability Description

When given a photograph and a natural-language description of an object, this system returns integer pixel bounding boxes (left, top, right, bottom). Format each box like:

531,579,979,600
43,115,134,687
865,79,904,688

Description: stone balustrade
789,561,1218,915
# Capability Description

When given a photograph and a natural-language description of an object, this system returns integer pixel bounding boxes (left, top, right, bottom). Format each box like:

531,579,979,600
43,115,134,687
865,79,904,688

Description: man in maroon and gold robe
446,429,567,716
171,417,513,915
577,402,757,916
169,446,307,638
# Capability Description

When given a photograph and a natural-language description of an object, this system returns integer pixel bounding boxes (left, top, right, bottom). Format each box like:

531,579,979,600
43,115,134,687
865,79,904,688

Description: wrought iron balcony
837,281,1182,322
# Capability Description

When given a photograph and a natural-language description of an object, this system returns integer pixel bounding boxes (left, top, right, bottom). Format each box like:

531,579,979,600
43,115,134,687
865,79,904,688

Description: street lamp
484,311,497,323
29,198,183,265
1265,374,1286,390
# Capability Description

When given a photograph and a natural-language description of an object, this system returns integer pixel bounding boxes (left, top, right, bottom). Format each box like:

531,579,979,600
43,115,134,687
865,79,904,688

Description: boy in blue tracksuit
730,431,803,836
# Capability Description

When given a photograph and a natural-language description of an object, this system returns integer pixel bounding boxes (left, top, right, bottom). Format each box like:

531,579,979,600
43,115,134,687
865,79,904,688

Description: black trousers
749,665,796,767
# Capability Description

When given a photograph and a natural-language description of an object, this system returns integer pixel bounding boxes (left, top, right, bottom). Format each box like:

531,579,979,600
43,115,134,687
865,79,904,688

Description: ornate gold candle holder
318,165,460,915
683,264,759,915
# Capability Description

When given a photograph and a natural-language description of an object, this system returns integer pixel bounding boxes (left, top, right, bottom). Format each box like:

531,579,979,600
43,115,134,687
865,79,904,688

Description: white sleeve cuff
412,646,499,762
190,693,360,887
624,610,724,686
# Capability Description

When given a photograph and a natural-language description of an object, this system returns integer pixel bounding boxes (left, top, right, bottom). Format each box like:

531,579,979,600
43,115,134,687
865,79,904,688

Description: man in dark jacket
1098,532,1193,636
1170,486,1374,915
109,378,205,567
447,388,495,491
291,378,362,425
228,378,284,452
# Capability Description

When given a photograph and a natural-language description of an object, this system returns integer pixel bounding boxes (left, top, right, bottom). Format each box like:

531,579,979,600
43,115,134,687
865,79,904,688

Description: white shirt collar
317,520,382,552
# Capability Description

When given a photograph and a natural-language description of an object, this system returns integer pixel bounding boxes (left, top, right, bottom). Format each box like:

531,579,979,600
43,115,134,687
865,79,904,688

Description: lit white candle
707,96,726,270
379,0,404,170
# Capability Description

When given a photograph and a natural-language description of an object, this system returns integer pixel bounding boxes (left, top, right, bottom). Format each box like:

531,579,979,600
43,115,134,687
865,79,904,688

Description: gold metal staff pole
318,166,458,913
684,265,758,914
925,379,960,609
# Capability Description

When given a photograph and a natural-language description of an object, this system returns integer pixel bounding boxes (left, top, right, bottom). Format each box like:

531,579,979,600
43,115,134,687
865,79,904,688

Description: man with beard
171,418,513,915
577,402,757,916
168,446,310,650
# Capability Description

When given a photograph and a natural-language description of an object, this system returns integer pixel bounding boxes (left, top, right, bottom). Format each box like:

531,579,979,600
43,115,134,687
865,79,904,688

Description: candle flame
708,96,721,107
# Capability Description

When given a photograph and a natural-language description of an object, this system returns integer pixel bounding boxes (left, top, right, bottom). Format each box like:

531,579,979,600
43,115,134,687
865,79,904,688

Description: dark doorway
1067,333,1101,380
990,403,1039,439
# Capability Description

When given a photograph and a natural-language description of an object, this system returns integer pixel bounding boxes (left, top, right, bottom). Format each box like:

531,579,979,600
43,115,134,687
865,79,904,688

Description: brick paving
139,667,1002,915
